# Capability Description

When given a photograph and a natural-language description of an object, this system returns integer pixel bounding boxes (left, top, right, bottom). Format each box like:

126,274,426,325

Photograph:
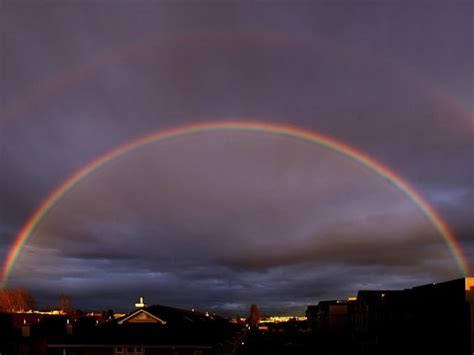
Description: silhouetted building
305,305,318,332
351,277,473,355
306,277,473,355
0,312,107,355
1,297,243,355
0,312,16,355
305,298,355,354
352,290,402,354
4,301,243,355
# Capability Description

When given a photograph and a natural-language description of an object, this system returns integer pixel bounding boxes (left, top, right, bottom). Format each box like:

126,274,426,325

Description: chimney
135,296,147,309
22,319,30,337
66,318,73,335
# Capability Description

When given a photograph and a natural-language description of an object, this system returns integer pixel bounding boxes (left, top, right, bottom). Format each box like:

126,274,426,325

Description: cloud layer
1,1,472,314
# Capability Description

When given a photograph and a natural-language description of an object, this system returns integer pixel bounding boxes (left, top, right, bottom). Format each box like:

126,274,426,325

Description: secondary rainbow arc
1,121,468,287
1,32,471,134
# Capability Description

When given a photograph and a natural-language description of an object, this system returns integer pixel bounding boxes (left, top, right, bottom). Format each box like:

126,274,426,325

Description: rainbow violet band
1,121,469,287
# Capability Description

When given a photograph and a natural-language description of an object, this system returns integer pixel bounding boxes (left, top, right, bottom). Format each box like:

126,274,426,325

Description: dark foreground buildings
306,277,473,355
1,277,472,355
0,301,243,355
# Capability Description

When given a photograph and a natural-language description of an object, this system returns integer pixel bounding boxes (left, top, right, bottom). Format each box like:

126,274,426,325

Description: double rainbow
1,121,468,287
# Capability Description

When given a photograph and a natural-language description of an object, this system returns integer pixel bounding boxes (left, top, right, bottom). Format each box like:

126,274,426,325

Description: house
1,312,106,355
351,278,474,355
351,290,402,354
305,298,355,354
45,300,243,355
2,298,243,355
305,277,473,354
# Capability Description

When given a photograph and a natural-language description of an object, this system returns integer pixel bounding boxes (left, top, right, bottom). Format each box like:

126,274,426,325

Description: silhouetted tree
248,304,260,328
0,288,35,312
58,294,72,314
102,308,115,320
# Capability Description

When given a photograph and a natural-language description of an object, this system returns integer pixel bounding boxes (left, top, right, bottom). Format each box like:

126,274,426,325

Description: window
115,348,123,355
194,351,203,355
135,348,143,355
127,348,134,355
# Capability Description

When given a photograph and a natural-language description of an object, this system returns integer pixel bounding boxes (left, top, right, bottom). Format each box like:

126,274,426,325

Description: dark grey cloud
1,1,472,314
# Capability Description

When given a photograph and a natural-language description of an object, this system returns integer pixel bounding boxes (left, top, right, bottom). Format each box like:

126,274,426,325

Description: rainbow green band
2,121,468,287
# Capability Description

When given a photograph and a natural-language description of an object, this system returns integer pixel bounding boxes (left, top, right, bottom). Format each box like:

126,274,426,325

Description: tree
101,308,115,320
248,304,260,328
58,294,72,314
0,288,35,312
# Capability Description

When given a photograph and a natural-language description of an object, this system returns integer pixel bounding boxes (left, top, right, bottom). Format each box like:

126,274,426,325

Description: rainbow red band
1,121,468,287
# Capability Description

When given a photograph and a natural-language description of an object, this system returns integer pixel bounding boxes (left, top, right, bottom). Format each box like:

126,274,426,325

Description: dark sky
0,1,472,315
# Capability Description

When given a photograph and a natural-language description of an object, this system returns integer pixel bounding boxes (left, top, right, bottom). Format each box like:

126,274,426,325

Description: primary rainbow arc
1,121,468,287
